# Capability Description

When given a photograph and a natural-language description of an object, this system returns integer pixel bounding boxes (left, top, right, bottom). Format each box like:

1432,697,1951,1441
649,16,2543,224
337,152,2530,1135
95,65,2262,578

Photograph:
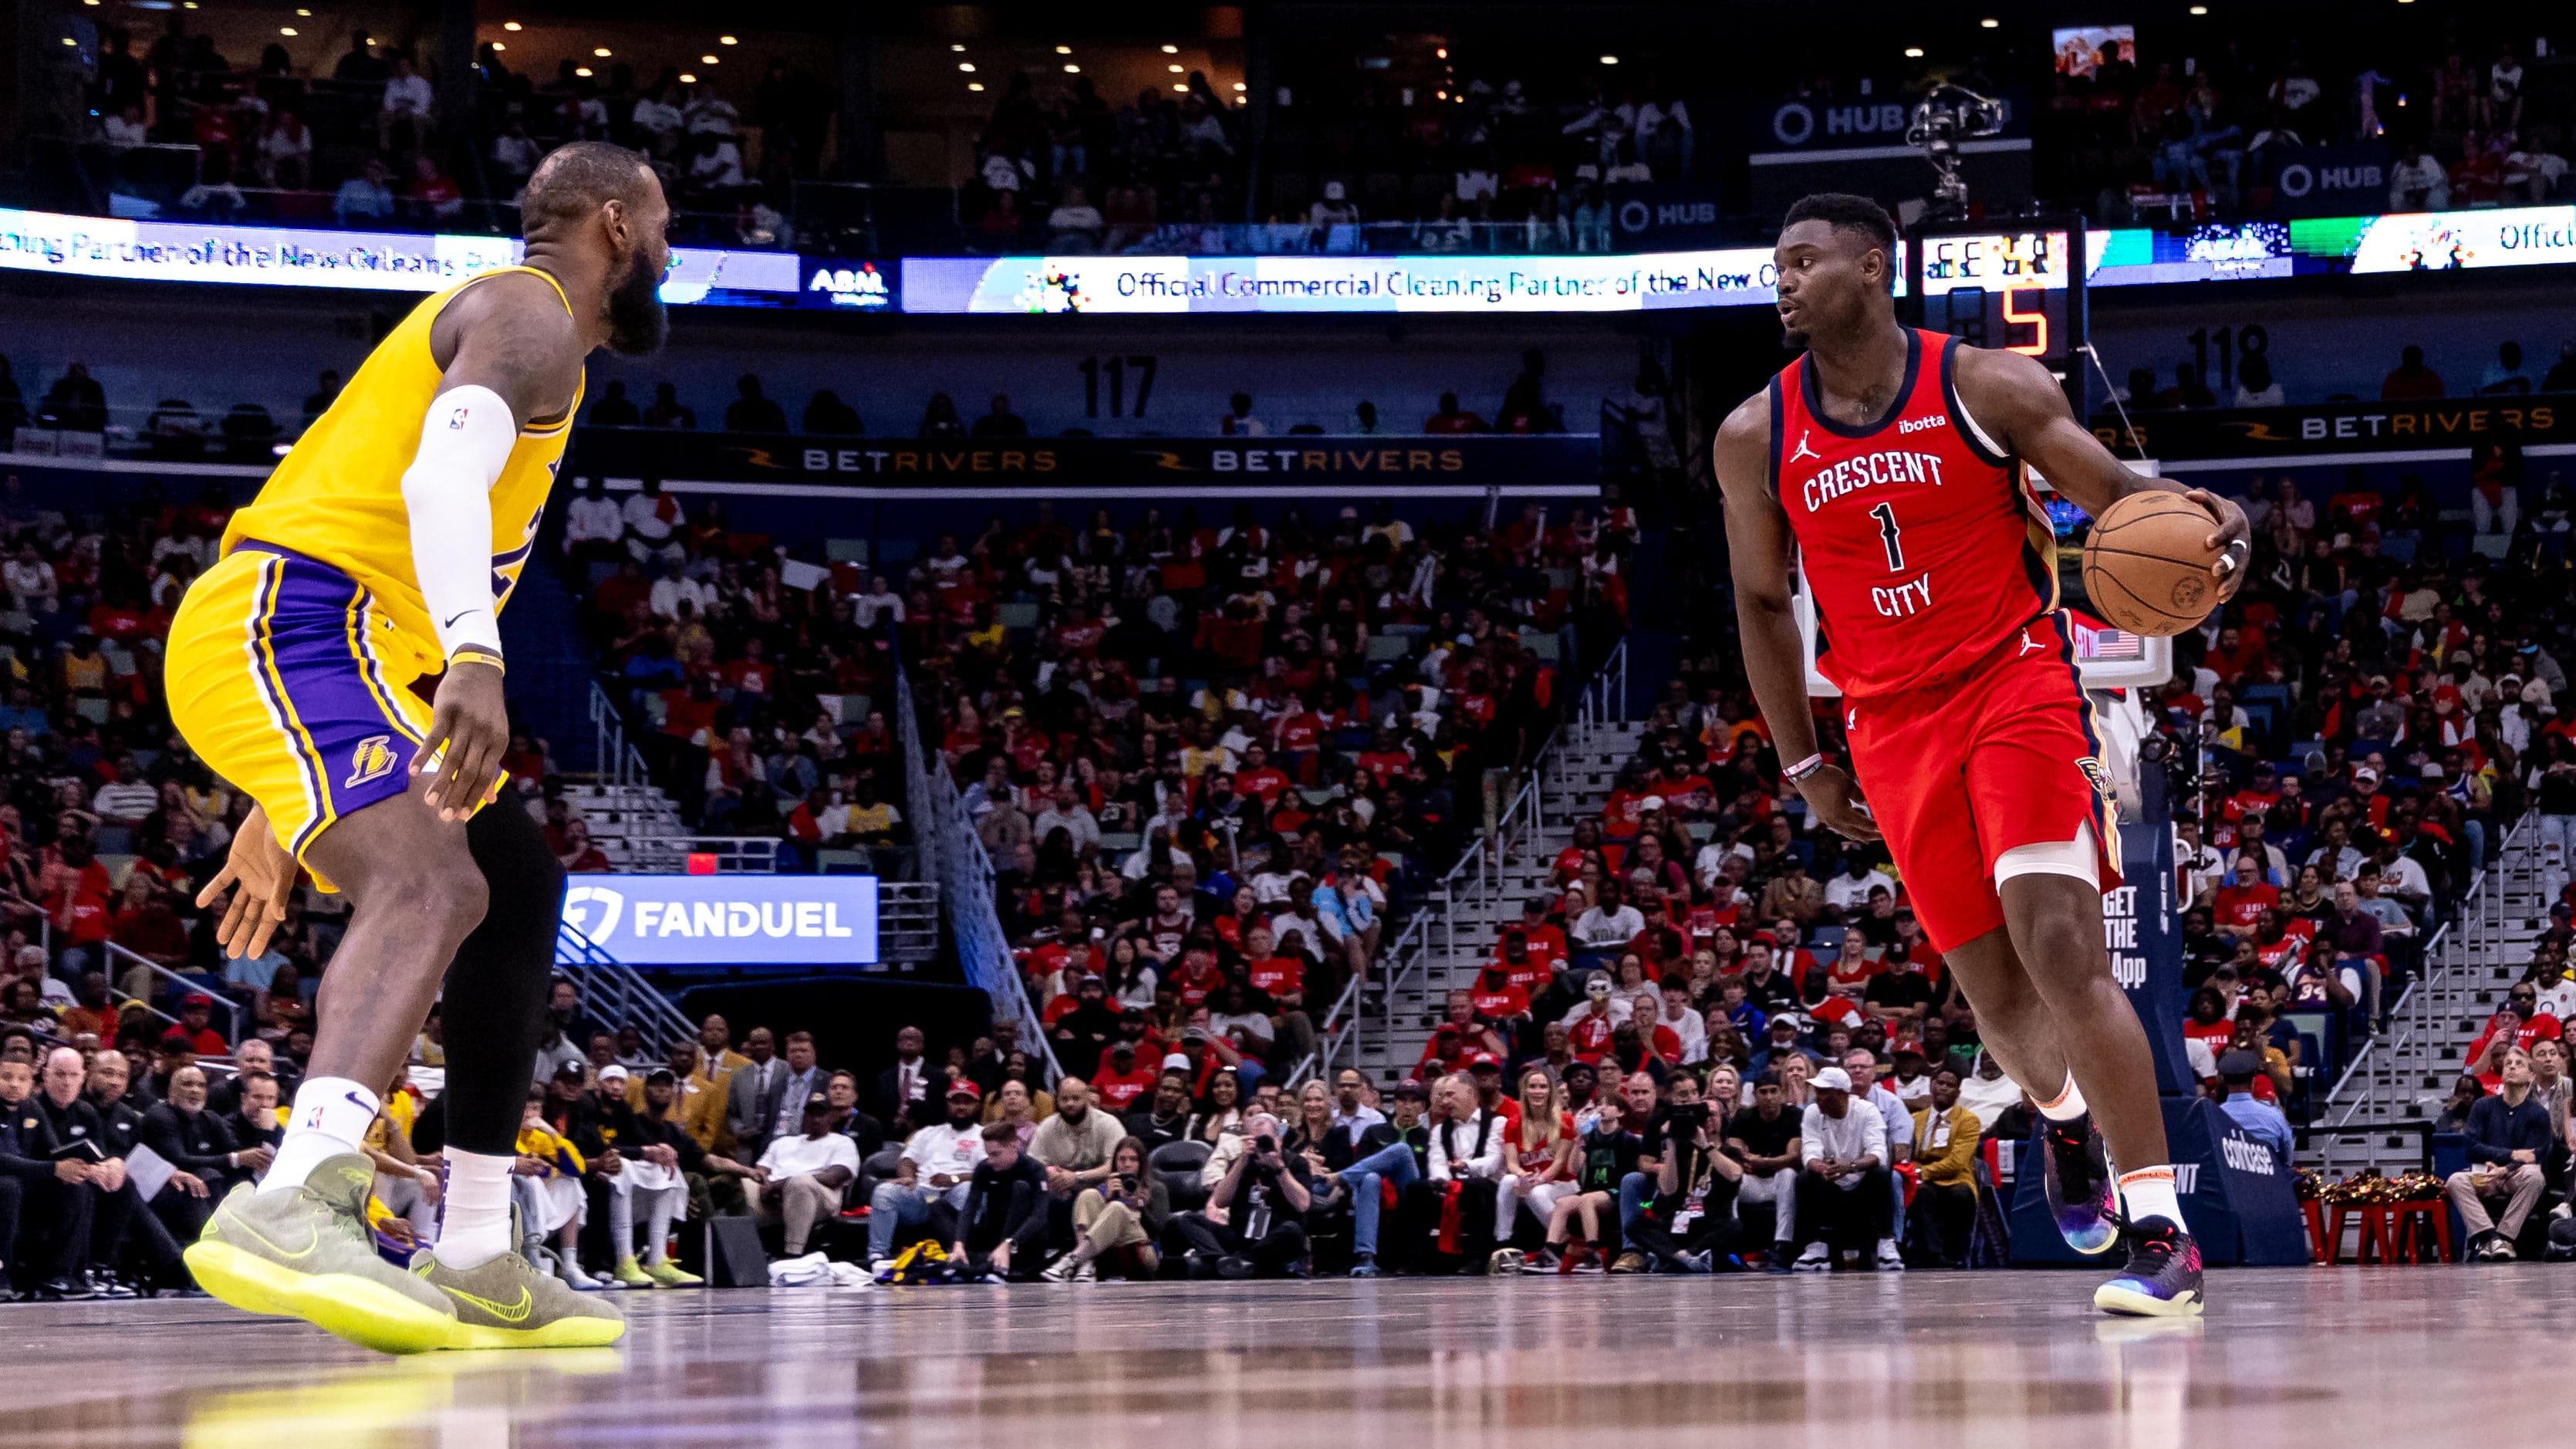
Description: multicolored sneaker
2093,1219,2205,1317
2041,1115,2122,1255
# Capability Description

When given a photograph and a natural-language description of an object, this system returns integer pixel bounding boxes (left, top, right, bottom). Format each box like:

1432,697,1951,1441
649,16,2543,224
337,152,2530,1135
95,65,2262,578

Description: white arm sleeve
400,384,517,661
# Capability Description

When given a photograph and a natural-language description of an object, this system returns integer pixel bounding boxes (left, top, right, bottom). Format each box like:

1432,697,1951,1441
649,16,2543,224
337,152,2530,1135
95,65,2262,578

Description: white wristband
1784,752,1825,783
400,383,516,663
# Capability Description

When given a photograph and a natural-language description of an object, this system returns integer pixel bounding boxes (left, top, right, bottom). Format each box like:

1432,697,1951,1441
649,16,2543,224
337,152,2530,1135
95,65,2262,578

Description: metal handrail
554,923,695,1047
619,835,782,874
102,941,242,1045
890,652,1063,1084
589,681,651,789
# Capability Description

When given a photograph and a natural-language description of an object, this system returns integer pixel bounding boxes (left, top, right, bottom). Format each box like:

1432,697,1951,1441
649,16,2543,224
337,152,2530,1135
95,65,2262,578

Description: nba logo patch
346,734,397,788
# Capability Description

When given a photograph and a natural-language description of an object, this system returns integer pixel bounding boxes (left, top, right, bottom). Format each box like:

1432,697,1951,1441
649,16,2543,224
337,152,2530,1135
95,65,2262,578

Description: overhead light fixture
1160,43,1179,53
295,6,310,13
959,62,976,72
1173,83,1188,93
679,72,696,83
1166,63,1183,73
1904,46,1924,57
701,54,718,64
1055,45,1072,55
279,26,296,36
491,42,505,51
503,20,521,31
1233,81,1246,91
950,43,966,52
1436,89,1448,100
967,82,985,93
593,47,612,58
1980,16,1999,25
2188,4,2207,12
62,35,76,45
1063,63,1080,73
1436,46,1448,59
1599,54,1619,64
574,66,592,77
718,35,737,46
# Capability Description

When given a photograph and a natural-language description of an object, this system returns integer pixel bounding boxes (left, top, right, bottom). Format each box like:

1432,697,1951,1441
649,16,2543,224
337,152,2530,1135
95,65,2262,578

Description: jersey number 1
1869,502,1904,571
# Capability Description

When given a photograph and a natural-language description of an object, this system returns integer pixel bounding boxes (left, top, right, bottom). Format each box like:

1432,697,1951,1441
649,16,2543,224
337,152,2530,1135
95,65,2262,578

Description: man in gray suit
723,1028,785,1167
764,1032,827,1153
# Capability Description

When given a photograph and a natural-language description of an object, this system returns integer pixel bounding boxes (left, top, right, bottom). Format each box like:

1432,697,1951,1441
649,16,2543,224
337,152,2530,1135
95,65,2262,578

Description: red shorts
1842,612,2122,953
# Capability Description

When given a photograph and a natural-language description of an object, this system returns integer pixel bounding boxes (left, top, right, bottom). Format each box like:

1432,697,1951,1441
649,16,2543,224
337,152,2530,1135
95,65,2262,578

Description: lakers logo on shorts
2075,755,2116,800
346,734,397,789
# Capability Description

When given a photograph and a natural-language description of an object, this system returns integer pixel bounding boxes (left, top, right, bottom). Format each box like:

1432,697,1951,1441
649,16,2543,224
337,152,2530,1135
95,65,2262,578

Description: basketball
2080,491,2225,637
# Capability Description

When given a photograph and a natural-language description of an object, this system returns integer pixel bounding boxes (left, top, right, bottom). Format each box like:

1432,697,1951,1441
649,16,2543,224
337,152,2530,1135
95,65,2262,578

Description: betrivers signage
559,876,879,966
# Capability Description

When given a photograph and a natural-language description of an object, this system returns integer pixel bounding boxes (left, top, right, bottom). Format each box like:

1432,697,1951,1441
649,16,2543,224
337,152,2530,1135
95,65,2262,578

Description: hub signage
559,876,879,967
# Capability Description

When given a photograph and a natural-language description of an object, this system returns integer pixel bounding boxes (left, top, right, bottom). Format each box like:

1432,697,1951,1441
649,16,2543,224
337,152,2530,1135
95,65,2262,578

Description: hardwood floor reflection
0,1268,2535,1447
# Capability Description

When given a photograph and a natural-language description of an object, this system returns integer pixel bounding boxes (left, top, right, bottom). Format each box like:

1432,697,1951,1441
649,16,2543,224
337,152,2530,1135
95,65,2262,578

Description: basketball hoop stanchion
2004,718,2311,1268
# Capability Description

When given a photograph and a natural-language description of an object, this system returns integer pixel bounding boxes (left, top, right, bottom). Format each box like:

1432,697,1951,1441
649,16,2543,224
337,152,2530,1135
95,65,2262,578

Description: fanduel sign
559,876,879,967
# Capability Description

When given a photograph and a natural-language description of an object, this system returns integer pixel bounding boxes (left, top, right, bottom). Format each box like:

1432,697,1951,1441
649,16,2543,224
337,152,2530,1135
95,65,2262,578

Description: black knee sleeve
441,801,567,1157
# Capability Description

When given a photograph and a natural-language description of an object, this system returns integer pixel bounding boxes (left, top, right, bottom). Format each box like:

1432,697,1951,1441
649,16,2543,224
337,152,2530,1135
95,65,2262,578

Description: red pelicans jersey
1769,329,2057,698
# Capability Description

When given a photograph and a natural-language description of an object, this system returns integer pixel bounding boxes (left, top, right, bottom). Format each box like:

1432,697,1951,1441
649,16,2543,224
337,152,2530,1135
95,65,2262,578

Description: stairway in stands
1331,697,1651,1089
2308,816,2542,1177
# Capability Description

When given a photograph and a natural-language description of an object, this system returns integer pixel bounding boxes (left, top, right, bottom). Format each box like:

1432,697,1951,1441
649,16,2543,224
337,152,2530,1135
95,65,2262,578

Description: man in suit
724,1028,786,1168
765,1032,827,1152
873,1024,936,1133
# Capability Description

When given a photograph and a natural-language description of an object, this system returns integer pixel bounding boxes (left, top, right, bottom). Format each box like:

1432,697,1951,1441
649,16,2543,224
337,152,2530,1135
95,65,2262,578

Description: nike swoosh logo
231,1219,321,1261
443,610,474,629
433,1281,535,1322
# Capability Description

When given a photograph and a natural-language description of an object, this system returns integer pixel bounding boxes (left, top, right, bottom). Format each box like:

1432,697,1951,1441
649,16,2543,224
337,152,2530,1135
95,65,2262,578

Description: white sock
258,1078,381,1194
2118,1166,2185,1230
433,1148,519,1268
2037,1074,2088,1123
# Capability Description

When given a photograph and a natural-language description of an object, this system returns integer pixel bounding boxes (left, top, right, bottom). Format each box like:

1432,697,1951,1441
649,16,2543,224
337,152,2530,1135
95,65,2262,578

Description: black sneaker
1214,1254,1253,1281
36,1277,96,1302
2041,1115,2121,1255
2094,1219,2205,1317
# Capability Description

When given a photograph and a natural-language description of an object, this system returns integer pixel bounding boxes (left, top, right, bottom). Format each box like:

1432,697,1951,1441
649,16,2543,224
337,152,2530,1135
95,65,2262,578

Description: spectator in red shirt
2213,854,2280,939
1233,745,1291,806
164,995,229,1057
1089,1040,1160,1113
2380,345,2445,401
1423,392,1487,434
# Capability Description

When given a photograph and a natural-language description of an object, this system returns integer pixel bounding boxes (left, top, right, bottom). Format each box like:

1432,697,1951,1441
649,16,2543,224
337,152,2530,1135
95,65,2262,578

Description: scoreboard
1909,225,2082,371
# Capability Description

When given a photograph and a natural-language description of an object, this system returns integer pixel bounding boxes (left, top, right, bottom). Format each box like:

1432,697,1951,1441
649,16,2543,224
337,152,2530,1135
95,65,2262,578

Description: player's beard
604,247,669,356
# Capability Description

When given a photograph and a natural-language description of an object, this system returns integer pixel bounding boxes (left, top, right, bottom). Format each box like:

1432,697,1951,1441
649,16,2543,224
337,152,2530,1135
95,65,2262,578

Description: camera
1120,1171,1141,1193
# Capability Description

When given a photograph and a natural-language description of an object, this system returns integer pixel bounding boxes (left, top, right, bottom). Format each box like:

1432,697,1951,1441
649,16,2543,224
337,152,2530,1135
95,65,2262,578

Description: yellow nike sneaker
644,1260,702,1288
609,1255,655,1289
184,1153,458,1355
412,1248,628,1349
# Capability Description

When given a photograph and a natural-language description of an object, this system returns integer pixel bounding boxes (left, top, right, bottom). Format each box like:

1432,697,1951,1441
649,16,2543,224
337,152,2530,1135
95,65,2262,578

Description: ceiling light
718,35,737,46
1055,46,1072,55
959,62,976,73
701,54,718,64
1436,46,1448,59
574,66,592,77
1599,55,1619,64
1232,81,1246,91
1160,44,1179,53
967,82,985,93
1173,83,1188,93
295,6,310,13
2188,4,2207,12
1979,16,1999,26
950,43,966,52
1436,89,1448,100
503,20,521,30
1166,63,1183,73
279,26,296,36
679,72,696,83
1904,46,1924,57
593,47,612,57
1063,63,1080,73
183,4,196,10
83,1,98,6
491,42,505,51
62,35,76,45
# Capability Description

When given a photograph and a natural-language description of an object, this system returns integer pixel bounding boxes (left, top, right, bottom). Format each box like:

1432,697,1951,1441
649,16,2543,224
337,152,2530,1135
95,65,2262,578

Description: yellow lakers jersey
223,265,581,676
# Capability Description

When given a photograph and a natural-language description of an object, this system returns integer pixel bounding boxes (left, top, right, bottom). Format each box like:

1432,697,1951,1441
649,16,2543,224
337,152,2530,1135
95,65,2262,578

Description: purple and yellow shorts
165,542,439,876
